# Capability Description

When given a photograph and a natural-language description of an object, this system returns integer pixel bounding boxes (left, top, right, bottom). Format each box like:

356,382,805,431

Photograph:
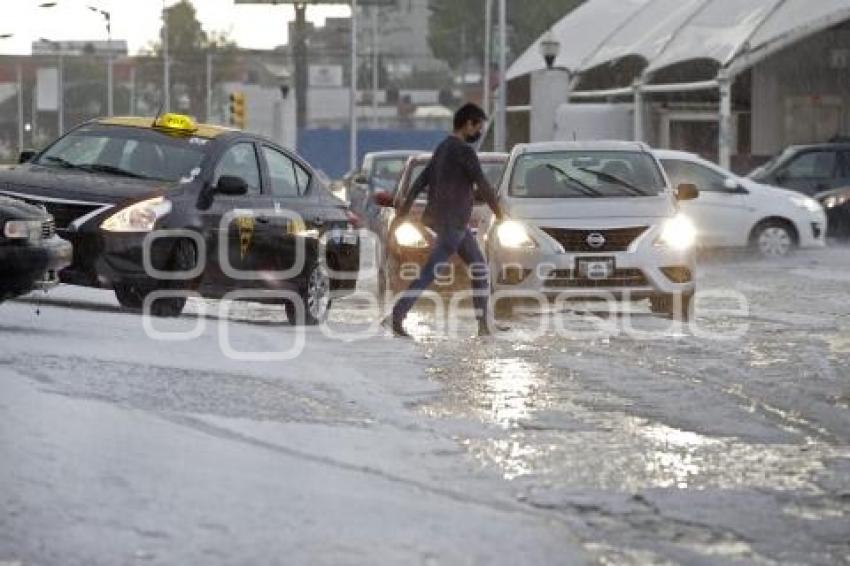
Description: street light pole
350,0,358,171
163,0,170,112
495,0,506,151
371,5,379,128
483,0,491,117
88,5,113,116
40,38,65,135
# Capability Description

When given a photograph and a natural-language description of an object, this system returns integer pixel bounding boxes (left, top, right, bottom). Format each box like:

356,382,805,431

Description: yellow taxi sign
154,113,198,133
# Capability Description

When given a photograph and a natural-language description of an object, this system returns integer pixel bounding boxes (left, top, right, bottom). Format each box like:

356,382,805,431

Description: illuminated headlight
496,220,536,249
101,197,172,232
656,214,697,251
822,195,849,209
394,221,428,248
3,219,42,241
791,196,823,213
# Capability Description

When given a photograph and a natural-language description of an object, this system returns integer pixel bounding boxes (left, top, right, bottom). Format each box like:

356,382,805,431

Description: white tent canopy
508,0,850,84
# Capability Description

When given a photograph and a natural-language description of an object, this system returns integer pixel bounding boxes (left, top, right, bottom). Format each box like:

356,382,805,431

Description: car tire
285,260,331,326
649,292,694,321
113,238,197,317
751,220,796,258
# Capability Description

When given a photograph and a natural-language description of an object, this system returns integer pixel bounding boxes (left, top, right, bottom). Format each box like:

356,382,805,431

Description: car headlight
656,214,697,251
394,221,428,248
3,219,42,241
822,195,849,209
790,196,823,213
496,220,537,249
101,196,172,232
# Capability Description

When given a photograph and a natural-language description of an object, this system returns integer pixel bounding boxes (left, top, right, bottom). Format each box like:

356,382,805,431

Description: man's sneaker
382,315,412,338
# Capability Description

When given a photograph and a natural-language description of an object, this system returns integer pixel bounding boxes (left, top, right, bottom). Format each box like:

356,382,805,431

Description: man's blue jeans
392,227,489,324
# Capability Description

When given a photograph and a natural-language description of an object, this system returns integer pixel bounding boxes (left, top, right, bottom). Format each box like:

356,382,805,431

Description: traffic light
229,91,246,129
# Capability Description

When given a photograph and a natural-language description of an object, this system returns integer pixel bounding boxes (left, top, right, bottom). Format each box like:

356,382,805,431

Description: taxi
0,114,360,324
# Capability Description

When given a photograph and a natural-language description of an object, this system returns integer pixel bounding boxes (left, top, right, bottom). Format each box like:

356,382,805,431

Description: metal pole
293,4,308,135
350,0,358,171
58,50,64,134
495,0,506,151
17,61,24,152
718,72,732,170
371,6,378,127
206,52,213,122
129,65,136,115
483,0,491,117
163,0,170,112
107,22,113,116
633,80,643,142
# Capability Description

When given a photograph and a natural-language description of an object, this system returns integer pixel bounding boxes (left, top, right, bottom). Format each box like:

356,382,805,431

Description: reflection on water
481,358,542,428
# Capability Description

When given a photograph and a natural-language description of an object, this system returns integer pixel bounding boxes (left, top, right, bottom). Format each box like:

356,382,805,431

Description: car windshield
371,157,408,191
406,160,505,202
35,124,207,183
509,150,666,198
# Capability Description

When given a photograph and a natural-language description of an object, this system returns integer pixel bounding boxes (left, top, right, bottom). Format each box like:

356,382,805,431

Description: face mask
465,131,482,144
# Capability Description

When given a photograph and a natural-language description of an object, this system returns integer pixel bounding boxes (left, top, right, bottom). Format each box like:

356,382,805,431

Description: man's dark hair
453,103,487,130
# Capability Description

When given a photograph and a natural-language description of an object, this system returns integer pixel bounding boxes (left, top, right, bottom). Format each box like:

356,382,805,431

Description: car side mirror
216,175,248,196
372,190,394,207
19,149,36,164
676,183,699,201
354,173,368,185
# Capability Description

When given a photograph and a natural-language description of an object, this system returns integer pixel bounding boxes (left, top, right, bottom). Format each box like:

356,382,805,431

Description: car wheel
649,292,694,321
113,239,197,317
751,220,796,258
285,260,331,326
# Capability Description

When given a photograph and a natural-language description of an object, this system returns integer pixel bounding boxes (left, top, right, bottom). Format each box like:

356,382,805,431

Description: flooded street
2,246,849,565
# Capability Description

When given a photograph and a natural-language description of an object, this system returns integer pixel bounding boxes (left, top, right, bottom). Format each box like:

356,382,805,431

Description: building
506,0,850,172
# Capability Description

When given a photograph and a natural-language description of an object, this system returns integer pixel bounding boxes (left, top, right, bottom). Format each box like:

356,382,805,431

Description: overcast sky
0,0,350,55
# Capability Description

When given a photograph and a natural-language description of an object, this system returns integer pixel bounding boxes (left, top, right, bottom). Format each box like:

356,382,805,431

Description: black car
0,114,360,324
0,195,72,304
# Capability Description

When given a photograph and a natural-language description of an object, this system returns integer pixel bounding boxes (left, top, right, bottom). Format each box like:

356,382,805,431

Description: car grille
544,268,649,288
541,226,648,252
41,218,56,239
3,195,104,230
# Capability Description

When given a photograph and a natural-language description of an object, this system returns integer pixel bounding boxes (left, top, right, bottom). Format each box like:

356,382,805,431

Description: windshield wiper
79,163,147,179
545,163,603,197
577,167,650,196
42,155,86,170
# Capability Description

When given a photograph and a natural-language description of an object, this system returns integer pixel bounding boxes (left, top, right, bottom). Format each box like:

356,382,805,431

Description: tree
140,0,238,120
428,0,585,72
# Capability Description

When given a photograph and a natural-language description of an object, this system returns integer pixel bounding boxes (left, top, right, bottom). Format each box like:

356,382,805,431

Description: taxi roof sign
154,113,198,133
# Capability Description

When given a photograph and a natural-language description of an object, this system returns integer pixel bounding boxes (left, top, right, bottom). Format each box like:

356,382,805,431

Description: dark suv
749,140,850,237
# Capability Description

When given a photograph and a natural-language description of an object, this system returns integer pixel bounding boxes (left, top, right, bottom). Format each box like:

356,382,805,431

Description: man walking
387,103,504,338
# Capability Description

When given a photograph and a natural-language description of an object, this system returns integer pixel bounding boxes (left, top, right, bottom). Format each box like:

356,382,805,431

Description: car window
782,151,837,180
262,146,300,198
840,151,850,179
294,160,311,194
509,151,666,198
371,157,407,192
214,143,261,195
660,159,728,192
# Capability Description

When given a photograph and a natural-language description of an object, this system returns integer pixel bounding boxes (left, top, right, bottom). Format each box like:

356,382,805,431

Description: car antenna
151,99,166,127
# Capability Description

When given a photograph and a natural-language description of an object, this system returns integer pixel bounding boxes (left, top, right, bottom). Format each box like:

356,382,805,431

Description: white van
489,141,698,319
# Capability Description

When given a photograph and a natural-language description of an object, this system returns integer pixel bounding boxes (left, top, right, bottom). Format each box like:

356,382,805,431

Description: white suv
488,141,698,319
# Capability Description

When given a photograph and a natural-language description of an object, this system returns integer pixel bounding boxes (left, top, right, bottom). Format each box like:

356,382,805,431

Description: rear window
509,150,666,198
36,125,207,183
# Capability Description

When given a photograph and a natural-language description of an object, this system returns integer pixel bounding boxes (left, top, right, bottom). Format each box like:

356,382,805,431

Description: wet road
1,245,849,564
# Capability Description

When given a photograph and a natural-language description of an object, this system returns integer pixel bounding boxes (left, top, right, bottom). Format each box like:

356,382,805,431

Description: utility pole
350,0,358,171
293,3,308,134
495,0,507,151
483,0,491,117
163,0,170,112
16,62,23,151
371,5,379,127
206,52,213,122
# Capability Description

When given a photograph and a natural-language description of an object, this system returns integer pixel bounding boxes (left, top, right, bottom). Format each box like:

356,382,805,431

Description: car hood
0,194,49,221
739,177,806,201
504,195,676,226
0,163,172,205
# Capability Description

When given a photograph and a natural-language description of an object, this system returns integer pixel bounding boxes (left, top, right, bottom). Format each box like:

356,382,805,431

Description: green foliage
428,0,585,70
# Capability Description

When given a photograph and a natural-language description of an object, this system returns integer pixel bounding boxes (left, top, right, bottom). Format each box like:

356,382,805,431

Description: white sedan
654,150,827,257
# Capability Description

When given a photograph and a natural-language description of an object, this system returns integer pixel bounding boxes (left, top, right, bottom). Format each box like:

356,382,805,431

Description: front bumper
491,243,696,300
0,235,73,296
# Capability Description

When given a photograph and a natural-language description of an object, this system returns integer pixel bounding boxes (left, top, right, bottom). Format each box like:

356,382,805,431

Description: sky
0,0,350,55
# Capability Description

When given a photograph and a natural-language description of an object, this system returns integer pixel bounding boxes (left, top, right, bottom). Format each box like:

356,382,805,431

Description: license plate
576,257,614,280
